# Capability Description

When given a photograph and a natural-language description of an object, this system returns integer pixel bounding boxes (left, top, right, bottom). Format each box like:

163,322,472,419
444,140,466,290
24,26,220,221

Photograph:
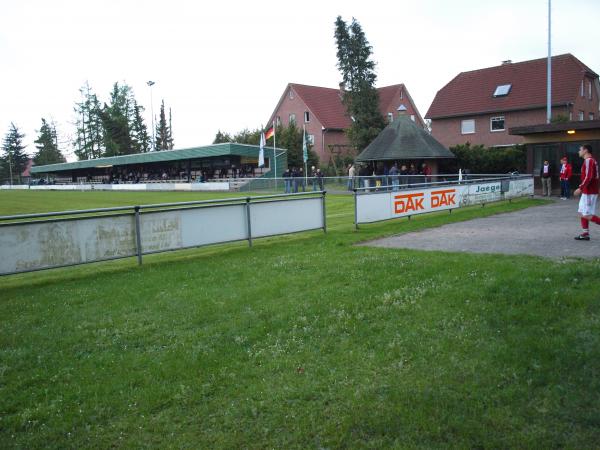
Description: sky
1,0,599,161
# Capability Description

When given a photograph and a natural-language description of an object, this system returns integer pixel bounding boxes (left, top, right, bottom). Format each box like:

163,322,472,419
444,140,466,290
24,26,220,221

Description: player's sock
581,218,590,234
591,215,600,225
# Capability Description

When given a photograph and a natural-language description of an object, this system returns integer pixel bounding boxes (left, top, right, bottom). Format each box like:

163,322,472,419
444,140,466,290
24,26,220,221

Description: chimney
338,82,346,99
502,60,512,65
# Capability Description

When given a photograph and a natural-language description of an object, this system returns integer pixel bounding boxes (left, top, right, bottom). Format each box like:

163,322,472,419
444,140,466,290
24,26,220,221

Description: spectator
282,168,292,193
348,163,356,190
540,160,552,196
389,163,400,191
559,156,572,200
316,168,324,191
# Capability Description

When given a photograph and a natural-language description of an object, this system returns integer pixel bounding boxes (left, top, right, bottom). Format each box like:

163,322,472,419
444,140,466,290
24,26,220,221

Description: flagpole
303,125,308,186
273,120,277,191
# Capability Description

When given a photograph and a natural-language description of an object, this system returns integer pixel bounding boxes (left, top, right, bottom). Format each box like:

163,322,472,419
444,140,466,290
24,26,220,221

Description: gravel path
362,197,600,259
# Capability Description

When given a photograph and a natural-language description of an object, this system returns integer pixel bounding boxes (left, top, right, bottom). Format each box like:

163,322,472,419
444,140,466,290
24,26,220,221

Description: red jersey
559,163,572,180
579,156,599,194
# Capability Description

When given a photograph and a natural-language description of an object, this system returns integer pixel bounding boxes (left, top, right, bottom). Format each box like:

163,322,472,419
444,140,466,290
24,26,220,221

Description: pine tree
102,82,134,156
155,100,169,151
1,123,29,184
131,101,151,153
273,122,318,169
74,82,104,160
334,16,386,151
33,118,66,166
168,108,174,150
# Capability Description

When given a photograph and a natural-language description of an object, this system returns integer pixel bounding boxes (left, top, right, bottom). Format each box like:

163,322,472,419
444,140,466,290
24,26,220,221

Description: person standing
311,166,318,191
540,160,552,196
389,163,400,191
574,144,600,240
282,168,292,194
316,168,324,191
347,163,356,191
559,156,572,200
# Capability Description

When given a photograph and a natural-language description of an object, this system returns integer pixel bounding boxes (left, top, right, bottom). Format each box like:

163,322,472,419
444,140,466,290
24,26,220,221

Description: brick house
425,54,600,148
267,83,424,165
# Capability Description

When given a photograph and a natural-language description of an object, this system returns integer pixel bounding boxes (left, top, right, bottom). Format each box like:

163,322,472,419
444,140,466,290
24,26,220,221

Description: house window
590,112,595,121
589,80,593,100
387,112,394,123
276,116,281,127
289,89,294,99
304,111,310,123
289,113,296,124
579,110,584,121
493,84,511,97
569,111,573,121
400,90,403,100
461,119,475,134
307,134,315,145
581,80,584,97
410,115,415,121
490,116,505,132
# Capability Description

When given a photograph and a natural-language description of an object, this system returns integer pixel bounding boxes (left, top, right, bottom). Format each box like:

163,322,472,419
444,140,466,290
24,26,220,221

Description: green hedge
440,143,527,174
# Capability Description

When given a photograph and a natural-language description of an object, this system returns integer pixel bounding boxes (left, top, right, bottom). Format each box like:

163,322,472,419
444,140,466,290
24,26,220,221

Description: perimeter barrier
0,191,326,275
353,174,534,229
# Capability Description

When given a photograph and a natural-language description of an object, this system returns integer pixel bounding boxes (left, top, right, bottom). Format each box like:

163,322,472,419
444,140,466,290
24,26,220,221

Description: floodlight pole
147,81,156,150
546,0,552,124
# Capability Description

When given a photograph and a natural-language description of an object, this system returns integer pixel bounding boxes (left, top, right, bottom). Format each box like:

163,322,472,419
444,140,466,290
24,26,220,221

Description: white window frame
579,110,584,121
461,119,475,135
387,112,394,123
304,111,310,123
410,114,415,122
581,80,585,97
490,116,505,132
590,112,595,121
289,113,296,124
589,80,593,100
307,134,315,145
289,89,294,99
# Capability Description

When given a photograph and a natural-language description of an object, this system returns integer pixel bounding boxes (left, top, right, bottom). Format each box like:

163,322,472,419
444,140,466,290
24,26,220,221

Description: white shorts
578,193,598,216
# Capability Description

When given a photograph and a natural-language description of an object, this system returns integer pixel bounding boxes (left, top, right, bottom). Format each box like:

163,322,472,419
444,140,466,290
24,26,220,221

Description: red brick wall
271,87,333,163
382,88,424,128
430,107,573,148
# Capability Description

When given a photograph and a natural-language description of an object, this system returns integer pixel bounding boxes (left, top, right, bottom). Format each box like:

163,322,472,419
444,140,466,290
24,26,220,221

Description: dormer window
289,89,294,99
493,84,512,97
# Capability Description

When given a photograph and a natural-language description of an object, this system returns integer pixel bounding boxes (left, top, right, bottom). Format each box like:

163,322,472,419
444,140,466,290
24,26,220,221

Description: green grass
1,191,600,448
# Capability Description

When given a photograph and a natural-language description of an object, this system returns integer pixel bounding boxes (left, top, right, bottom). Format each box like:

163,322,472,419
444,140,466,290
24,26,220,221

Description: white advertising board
355,177,534,225
250,197,323,238
0,215,136,275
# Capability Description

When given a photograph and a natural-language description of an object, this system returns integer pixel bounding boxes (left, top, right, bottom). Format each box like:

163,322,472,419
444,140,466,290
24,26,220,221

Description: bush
441,143,527,174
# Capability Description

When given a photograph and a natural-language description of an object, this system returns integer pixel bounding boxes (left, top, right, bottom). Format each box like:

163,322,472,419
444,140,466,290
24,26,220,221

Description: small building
510,120,600,192
426,54,600,148
267,82,425,165
355,115,455,174
30,143,287,183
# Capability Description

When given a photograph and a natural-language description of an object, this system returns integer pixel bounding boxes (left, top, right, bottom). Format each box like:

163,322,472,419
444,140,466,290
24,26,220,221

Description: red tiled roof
272,83,419,129
425,54,598,119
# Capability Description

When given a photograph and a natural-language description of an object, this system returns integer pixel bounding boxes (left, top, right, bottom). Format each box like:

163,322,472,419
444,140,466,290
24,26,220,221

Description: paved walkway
362,197,600,259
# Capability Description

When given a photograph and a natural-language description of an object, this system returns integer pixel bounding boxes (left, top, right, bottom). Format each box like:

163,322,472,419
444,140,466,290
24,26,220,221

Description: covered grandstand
30,143,287,184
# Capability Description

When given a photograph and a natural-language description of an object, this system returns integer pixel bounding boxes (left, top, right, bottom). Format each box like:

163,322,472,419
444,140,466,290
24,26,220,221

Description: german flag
264,126,274,140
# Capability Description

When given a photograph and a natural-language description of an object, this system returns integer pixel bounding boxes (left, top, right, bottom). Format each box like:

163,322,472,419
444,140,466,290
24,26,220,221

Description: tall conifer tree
1,123,29,184
334,16,385,151
34,118,66,165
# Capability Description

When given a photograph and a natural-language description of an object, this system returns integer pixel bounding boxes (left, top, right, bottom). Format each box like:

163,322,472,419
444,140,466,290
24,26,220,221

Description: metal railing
0,191,327,276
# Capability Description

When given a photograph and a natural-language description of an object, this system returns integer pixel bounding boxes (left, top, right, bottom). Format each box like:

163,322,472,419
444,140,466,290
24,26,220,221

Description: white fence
0,192,326,275
1,182,230,191
354,176,534,227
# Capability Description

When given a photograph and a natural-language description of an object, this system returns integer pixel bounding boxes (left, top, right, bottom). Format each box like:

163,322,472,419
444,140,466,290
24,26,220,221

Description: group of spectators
282,166,324,193
349,162,433,190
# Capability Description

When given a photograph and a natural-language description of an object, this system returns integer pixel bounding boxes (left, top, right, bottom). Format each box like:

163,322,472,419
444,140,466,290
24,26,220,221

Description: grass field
2,190,600,448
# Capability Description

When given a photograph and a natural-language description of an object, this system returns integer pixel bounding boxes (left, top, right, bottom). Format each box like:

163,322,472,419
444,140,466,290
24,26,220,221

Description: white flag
259,132,265,168
458,168,463,182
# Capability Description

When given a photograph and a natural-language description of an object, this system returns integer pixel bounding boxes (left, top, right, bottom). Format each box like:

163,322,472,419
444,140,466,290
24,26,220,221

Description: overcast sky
2,0,599,161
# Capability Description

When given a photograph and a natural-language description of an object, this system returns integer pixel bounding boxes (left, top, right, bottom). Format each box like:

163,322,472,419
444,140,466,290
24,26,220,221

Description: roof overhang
510,119,600,136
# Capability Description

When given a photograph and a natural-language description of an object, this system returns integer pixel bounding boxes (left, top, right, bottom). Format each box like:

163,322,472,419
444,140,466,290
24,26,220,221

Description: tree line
1,81,174,183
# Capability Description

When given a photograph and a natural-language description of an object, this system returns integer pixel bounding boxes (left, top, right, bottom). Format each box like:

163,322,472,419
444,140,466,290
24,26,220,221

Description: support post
245,197,252,247
322,191,327,233
354,189,359,230
134,206,143,265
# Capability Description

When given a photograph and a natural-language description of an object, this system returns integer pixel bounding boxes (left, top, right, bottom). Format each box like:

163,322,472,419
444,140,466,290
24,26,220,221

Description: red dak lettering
431,189,456,208
394,193,425,214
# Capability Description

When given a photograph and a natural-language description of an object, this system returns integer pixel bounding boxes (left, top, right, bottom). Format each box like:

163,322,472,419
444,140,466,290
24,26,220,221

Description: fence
0,191,326,276
353,175,534,228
